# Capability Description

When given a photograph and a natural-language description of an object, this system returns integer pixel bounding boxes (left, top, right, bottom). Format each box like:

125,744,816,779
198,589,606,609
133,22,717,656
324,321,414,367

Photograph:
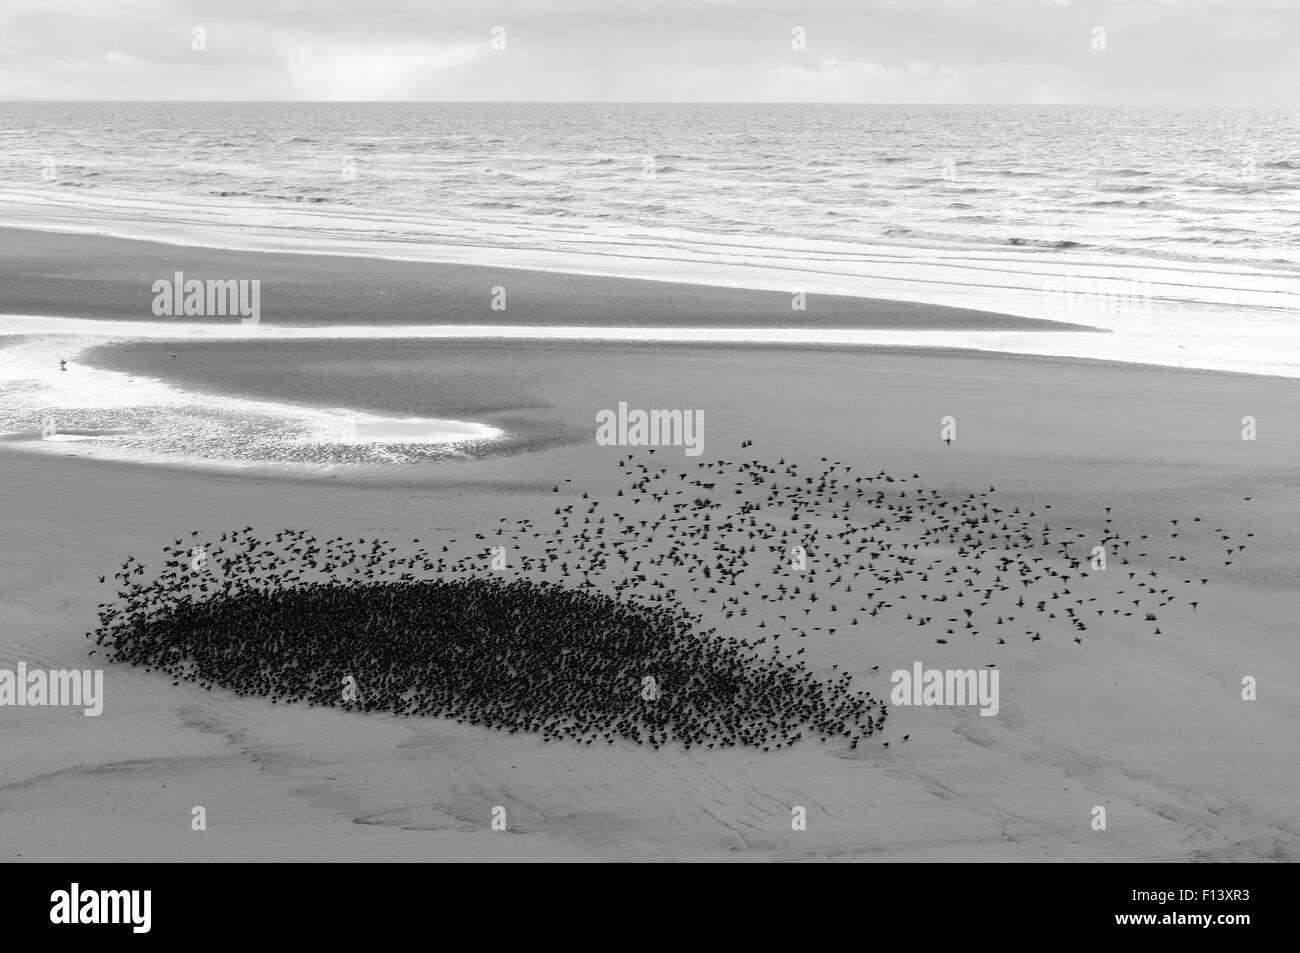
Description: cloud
0,0,1295,102
284,40,483,100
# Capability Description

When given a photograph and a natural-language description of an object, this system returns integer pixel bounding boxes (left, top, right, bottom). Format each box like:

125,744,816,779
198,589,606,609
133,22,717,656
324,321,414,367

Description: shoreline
3,222,1296,379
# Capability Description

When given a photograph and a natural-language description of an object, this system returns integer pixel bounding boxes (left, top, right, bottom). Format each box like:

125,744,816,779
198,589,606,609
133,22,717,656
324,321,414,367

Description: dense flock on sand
91,448,1250,751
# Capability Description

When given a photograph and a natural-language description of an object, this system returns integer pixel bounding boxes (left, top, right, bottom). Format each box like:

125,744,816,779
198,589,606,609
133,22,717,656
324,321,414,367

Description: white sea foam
0,326,503,470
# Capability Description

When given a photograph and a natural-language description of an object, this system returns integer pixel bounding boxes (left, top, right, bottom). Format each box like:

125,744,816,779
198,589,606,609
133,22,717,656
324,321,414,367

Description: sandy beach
2,233,1296,861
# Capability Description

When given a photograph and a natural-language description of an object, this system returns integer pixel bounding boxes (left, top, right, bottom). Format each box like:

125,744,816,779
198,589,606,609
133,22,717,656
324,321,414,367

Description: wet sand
0,226,1093,331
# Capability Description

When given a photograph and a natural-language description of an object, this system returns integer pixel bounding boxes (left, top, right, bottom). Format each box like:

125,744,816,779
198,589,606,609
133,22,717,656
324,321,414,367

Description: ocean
2,102,1297,269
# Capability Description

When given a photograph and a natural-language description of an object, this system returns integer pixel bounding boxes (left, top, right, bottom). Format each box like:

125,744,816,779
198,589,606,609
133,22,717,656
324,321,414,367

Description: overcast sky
1,0,1296,104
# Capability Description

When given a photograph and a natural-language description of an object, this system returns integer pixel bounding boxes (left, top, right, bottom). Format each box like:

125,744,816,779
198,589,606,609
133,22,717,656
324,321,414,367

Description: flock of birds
91,447,1251,752
96,573,879,750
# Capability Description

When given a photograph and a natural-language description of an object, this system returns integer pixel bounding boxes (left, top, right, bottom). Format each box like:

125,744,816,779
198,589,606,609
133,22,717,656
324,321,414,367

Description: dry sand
2,329,1297,861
